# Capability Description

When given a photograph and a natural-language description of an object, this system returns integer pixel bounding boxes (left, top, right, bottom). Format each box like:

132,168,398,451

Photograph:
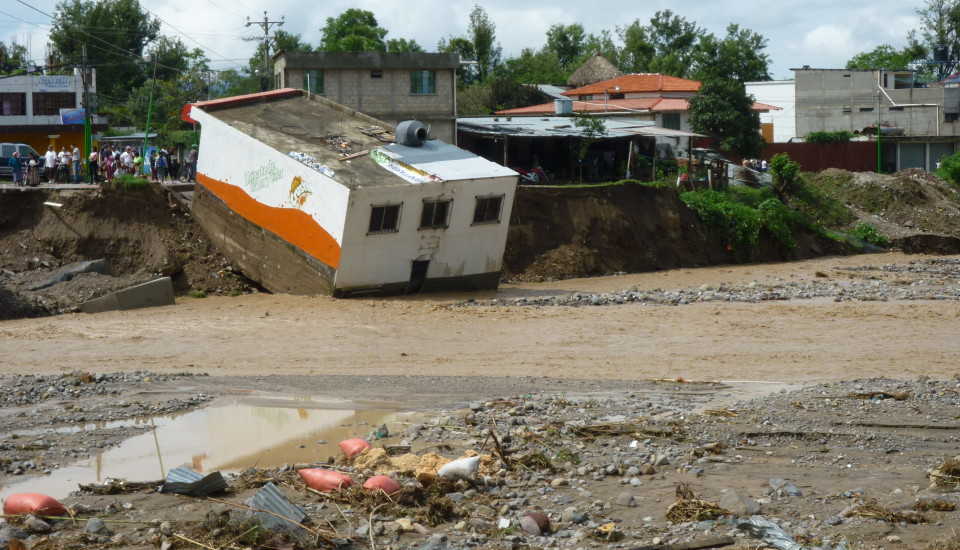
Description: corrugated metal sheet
251,482,307,531
160,467,229,496
459,117,702,139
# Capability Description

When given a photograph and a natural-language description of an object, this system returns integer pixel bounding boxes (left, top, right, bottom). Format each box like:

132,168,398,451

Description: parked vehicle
0,143,41,179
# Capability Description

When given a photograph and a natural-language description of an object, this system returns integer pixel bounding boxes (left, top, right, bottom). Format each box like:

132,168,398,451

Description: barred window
303,70,324,94
32,92,75,115
0,93,26,116
419,199,451,229
472,195,504,225
368,203,402,234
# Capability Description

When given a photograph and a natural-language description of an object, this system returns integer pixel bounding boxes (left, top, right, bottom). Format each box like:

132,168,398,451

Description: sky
2,0,926,81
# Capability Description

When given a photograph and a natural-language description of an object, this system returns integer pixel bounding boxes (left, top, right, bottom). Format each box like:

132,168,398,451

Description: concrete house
744,79,796,143
273,51,460,144
181,89,517,297
792,67,960,171
0,68,107,153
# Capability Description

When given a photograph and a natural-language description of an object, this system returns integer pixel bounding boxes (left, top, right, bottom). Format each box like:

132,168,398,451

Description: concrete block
81,277,175,314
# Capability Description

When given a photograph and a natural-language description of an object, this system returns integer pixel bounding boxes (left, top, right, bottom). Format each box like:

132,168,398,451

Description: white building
181,89,518,297
745,79,796,143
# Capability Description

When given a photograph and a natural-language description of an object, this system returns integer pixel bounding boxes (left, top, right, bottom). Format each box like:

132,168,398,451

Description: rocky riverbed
2,372,960,550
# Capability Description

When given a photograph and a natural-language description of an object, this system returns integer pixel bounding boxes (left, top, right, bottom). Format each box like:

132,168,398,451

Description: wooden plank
338,150,371,162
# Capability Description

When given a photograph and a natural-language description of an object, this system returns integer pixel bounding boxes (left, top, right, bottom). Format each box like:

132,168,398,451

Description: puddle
1,399,422,502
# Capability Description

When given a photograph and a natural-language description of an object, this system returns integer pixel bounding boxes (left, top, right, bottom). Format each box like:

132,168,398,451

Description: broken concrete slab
80,277,175,314
29,259,110,291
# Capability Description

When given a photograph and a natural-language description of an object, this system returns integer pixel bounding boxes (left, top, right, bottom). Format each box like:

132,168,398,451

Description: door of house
407,260,430,294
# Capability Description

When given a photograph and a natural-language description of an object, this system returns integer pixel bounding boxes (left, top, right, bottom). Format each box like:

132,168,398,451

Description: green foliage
572,112,607,181
804,131,854,143
497,48,566,85
846,44,921,71
49,0,161,104
105,174,148,192
189,290,207,299
439,5,502,86
319,9,387,52
787,176,856,227
768,152,800,198
249,30,312,75
691,24,771,83
688,80,765,158
546,23,587,71
680,189,802,261
935,150,960,189
0,41,29,74
850,222,889,247
618,10,703,77
554,447,582,465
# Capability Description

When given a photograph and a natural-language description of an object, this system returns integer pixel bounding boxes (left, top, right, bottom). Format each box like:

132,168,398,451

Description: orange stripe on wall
197,173,342,270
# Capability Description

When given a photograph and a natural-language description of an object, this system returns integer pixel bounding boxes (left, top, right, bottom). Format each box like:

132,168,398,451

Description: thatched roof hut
567,53,623,88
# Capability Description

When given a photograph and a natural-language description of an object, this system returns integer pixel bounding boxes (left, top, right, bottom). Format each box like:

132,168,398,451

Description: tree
0,41,29,74
846,44,922,71
386,38,423,53
910,0,960,79
319,9,387,52
439,5,502,86
572,112,607,181
692,24,771,83
498,48,566,85
688,79,765,158
545,23,586,72
48,0,160,104
619,10,703,77
248,30,312,77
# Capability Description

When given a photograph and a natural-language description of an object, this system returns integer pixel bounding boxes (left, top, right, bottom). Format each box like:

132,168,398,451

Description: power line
137,4,243,69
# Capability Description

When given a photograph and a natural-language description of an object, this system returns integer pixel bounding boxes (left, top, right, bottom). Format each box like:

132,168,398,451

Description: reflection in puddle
0,400,420,502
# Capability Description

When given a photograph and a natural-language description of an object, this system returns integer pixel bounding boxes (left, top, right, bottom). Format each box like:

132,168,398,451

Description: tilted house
182,89,517,297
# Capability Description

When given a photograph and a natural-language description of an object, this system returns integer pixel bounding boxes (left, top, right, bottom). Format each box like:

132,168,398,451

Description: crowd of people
742,158,768,173
9,144,198,187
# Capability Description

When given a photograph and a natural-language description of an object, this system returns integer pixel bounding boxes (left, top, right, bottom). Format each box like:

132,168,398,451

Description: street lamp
142,49,160,173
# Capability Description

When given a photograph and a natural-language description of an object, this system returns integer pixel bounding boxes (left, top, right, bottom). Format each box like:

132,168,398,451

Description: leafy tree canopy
619,10,703,77
689,79,764,158
49,0,161,105
845,44,922,71
439,5,502,86
546,23,586,72
319,9,388,52
692,24,771,83
0,41,29,74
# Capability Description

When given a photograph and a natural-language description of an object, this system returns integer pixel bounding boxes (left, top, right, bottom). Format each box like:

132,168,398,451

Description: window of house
32,92,75,115
946,112,960,122
410,70,436,94
662,113,681,130
842,107,852,113
303,70,324,94
889,106,904,111
419,199,452,229
371,70,383,78
0,93,26,116
472,195,504,225
368,203,402,234
859,107,874,112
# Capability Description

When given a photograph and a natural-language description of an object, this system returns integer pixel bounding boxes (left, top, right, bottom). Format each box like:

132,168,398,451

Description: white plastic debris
438,455,481,481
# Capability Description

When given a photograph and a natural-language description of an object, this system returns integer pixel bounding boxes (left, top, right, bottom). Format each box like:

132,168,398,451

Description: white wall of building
746,80,796,142
336,174,517,289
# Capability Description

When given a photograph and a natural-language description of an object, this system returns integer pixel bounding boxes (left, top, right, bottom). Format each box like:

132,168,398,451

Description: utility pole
876,90,882,174
245,11,284,91
81,45,91,179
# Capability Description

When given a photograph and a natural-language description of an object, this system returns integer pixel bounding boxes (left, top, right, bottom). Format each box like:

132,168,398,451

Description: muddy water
0,399,422,501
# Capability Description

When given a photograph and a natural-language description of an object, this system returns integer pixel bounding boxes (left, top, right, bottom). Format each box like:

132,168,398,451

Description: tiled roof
563,73,701,96
497,98,661,116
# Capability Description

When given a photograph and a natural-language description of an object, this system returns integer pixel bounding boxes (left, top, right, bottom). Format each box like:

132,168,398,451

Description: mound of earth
808,168,960,252
0,184,257,316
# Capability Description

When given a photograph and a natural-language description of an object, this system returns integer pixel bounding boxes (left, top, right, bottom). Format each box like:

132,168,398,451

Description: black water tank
934,44,949,63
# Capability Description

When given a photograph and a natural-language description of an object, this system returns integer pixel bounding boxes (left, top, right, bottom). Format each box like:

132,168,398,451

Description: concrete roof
186,90,511,189
458,116,703,139
273,51,461,70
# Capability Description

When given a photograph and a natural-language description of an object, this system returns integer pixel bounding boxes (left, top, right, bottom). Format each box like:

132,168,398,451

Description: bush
805,131,854,143
769,153,800,198
104,174,148,192
935,151,960,190
850,222,888,247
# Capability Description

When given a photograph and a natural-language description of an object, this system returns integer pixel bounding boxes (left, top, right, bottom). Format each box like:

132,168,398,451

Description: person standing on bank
71,144,81,183
88,149,99,184
44,145,57,184
8,152,23,187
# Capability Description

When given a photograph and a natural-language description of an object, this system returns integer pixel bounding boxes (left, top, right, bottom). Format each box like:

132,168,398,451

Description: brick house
273,51,460,143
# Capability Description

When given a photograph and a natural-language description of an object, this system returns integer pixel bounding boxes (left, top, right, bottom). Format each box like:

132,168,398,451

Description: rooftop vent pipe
396,120,428,146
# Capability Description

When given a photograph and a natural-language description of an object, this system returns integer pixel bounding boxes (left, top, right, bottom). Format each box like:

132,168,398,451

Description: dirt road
1,252,956,383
